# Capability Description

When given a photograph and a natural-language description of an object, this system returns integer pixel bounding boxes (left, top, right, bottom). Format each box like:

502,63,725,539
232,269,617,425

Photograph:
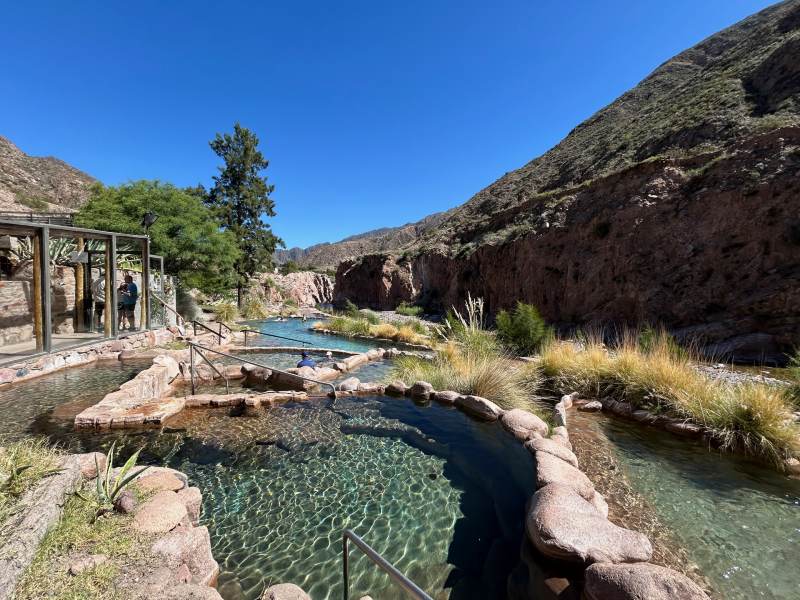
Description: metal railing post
190,344,196,395
341,529,432,600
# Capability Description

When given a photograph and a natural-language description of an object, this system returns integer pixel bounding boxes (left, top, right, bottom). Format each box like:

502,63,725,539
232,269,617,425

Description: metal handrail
241,328,314,348
191,319,226,344
186,342,337,398
189,344,230,395
151,294,185,326
342,529,432,600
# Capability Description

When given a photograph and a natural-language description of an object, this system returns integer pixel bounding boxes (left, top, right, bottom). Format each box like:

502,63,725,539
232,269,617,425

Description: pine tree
207,123,283,306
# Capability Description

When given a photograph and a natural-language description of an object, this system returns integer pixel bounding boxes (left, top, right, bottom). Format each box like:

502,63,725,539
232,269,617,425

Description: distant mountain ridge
274,211,450,268
0,136,96,213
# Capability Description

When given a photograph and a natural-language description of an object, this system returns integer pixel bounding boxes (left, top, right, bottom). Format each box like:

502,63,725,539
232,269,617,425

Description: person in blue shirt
296,352,316,368
120,275,139,331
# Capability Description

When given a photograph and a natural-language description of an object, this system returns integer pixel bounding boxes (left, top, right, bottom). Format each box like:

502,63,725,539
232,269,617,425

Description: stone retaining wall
0,328,176,387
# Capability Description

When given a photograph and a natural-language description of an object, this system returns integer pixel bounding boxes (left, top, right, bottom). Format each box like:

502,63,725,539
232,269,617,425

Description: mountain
0,136,96,213
274,211,450,269
335,0,800,362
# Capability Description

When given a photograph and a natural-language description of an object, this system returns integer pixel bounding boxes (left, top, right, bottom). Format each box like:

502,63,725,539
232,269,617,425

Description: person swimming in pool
297,352,316,368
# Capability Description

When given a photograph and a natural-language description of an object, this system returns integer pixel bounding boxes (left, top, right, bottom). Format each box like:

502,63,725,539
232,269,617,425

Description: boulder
535,451,595,500
114,489,137,514
408,381,434,399
260,583,311,600
501,409,549,441
385,381,407,396
579,400,603,412
67,554,107,575
550,426,572,450
153,355,180,380
176,486,203,525
343,354,369,370
136,470,185,493
559,392,578,408
526,483,652,565
525,437,579,468
664,420,704,438
77,452,107,479
337,377,361,392
432,390,460,405
151,524,219,586
584,562,710,600
590,491,609,518
133,490,189,534
456,395,503,421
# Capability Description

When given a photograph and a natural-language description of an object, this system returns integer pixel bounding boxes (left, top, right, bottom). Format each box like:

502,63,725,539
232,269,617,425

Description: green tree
206,123,283,306
75,181,240,293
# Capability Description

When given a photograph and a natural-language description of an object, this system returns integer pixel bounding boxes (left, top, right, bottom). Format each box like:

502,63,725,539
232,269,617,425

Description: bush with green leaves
495,302,553,356
396,302,423,317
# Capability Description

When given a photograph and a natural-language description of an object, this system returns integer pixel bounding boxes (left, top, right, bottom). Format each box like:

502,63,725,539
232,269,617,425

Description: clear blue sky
0,0,776,248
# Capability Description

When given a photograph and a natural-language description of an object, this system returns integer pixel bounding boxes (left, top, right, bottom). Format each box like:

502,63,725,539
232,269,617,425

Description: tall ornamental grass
539,332,800,464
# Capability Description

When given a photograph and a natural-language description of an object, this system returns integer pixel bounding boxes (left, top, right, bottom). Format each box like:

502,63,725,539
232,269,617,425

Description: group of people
90,273,139,332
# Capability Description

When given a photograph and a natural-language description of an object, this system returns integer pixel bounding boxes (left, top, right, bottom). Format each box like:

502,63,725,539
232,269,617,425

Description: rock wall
335,129,800,362
253,271,333,307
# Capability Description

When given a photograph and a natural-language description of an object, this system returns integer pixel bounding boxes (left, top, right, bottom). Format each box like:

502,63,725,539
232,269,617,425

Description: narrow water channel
569,409,800,600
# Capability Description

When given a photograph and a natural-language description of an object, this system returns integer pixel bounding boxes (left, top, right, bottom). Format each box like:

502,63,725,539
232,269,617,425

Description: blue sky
0,0,776,248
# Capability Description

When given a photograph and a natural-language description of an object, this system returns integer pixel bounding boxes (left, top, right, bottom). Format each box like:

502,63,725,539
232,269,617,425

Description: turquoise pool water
0,361,145,444
241,318,398,354
36,395,535,600
570,410,800,600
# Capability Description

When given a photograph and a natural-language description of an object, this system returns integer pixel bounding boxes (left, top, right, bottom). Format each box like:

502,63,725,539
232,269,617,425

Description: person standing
91,271,106,332
120,275,139,331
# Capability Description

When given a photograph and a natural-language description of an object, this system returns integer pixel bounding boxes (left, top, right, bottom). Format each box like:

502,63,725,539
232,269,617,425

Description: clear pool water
37,395,535,600
570,410,800,600
0,361,146,444
241,319,398,354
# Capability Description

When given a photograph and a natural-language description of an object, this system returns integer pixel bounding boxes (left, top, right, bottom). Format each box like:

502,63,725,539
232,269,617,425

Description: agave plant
87,441,149,514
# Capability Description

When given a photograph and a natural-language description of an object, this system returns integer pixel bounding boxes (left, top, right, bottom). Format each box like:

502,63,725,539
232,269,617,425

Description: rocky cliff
0,136,96,213
335,0,800,362
253,271,334,307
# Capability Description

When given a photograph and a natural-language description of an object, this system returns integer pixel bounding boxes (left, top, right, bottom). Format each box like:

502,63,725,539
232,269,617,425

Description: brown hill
0,136,96,213
335,0,800,363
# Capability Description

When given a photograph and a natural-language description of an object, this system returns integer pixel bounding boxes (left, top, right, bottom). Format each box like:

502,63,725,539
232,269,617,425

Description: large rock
133,490,189,534
385,381,408,396
584,562,710,600
526,483,652,565
77,452,107,479
408,380,434,399
337,377,361,392
151,524,219,586
432,390,461,405
260,583,311,600
535,451,595,500
500,408,549,440
525,437,579,468
456,395,503,421
136,470,185,493
176,487,203,525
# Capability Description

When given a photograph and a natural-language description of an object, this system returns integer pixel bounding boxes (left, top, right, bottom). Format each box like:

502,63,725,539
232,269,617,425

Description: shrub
434,294,500,357
241,295,269,320
496,302,553,356
343,299,360,317
396,302,423,317
786,350,800,409
361,309,381,325
213,302,239,324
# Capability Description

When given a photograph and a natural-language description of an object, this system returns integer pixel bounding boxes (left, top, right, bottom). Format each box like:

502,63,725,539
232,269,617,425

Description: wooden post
104,239,112,337
32,233,43,352
142,238,150,330
75,236,84,332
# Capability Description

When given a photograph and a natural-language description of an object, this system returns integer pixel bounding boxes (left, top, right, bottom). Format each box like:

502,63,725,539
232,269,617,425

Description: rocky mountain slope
335,0,800,362
274,211,449,269
0,136,96,213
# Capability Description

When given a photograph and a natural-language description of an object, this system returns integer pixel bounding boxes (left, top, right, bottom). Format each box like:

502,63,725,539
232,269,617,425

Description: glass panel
149,256,167,328
49,235,106,350
115,239,144,333
0,233,40,364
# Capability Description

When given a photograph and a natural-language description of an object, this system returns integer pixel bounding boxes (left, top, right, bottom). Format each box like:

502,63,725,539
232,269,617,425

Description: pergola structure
0,218,167,366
